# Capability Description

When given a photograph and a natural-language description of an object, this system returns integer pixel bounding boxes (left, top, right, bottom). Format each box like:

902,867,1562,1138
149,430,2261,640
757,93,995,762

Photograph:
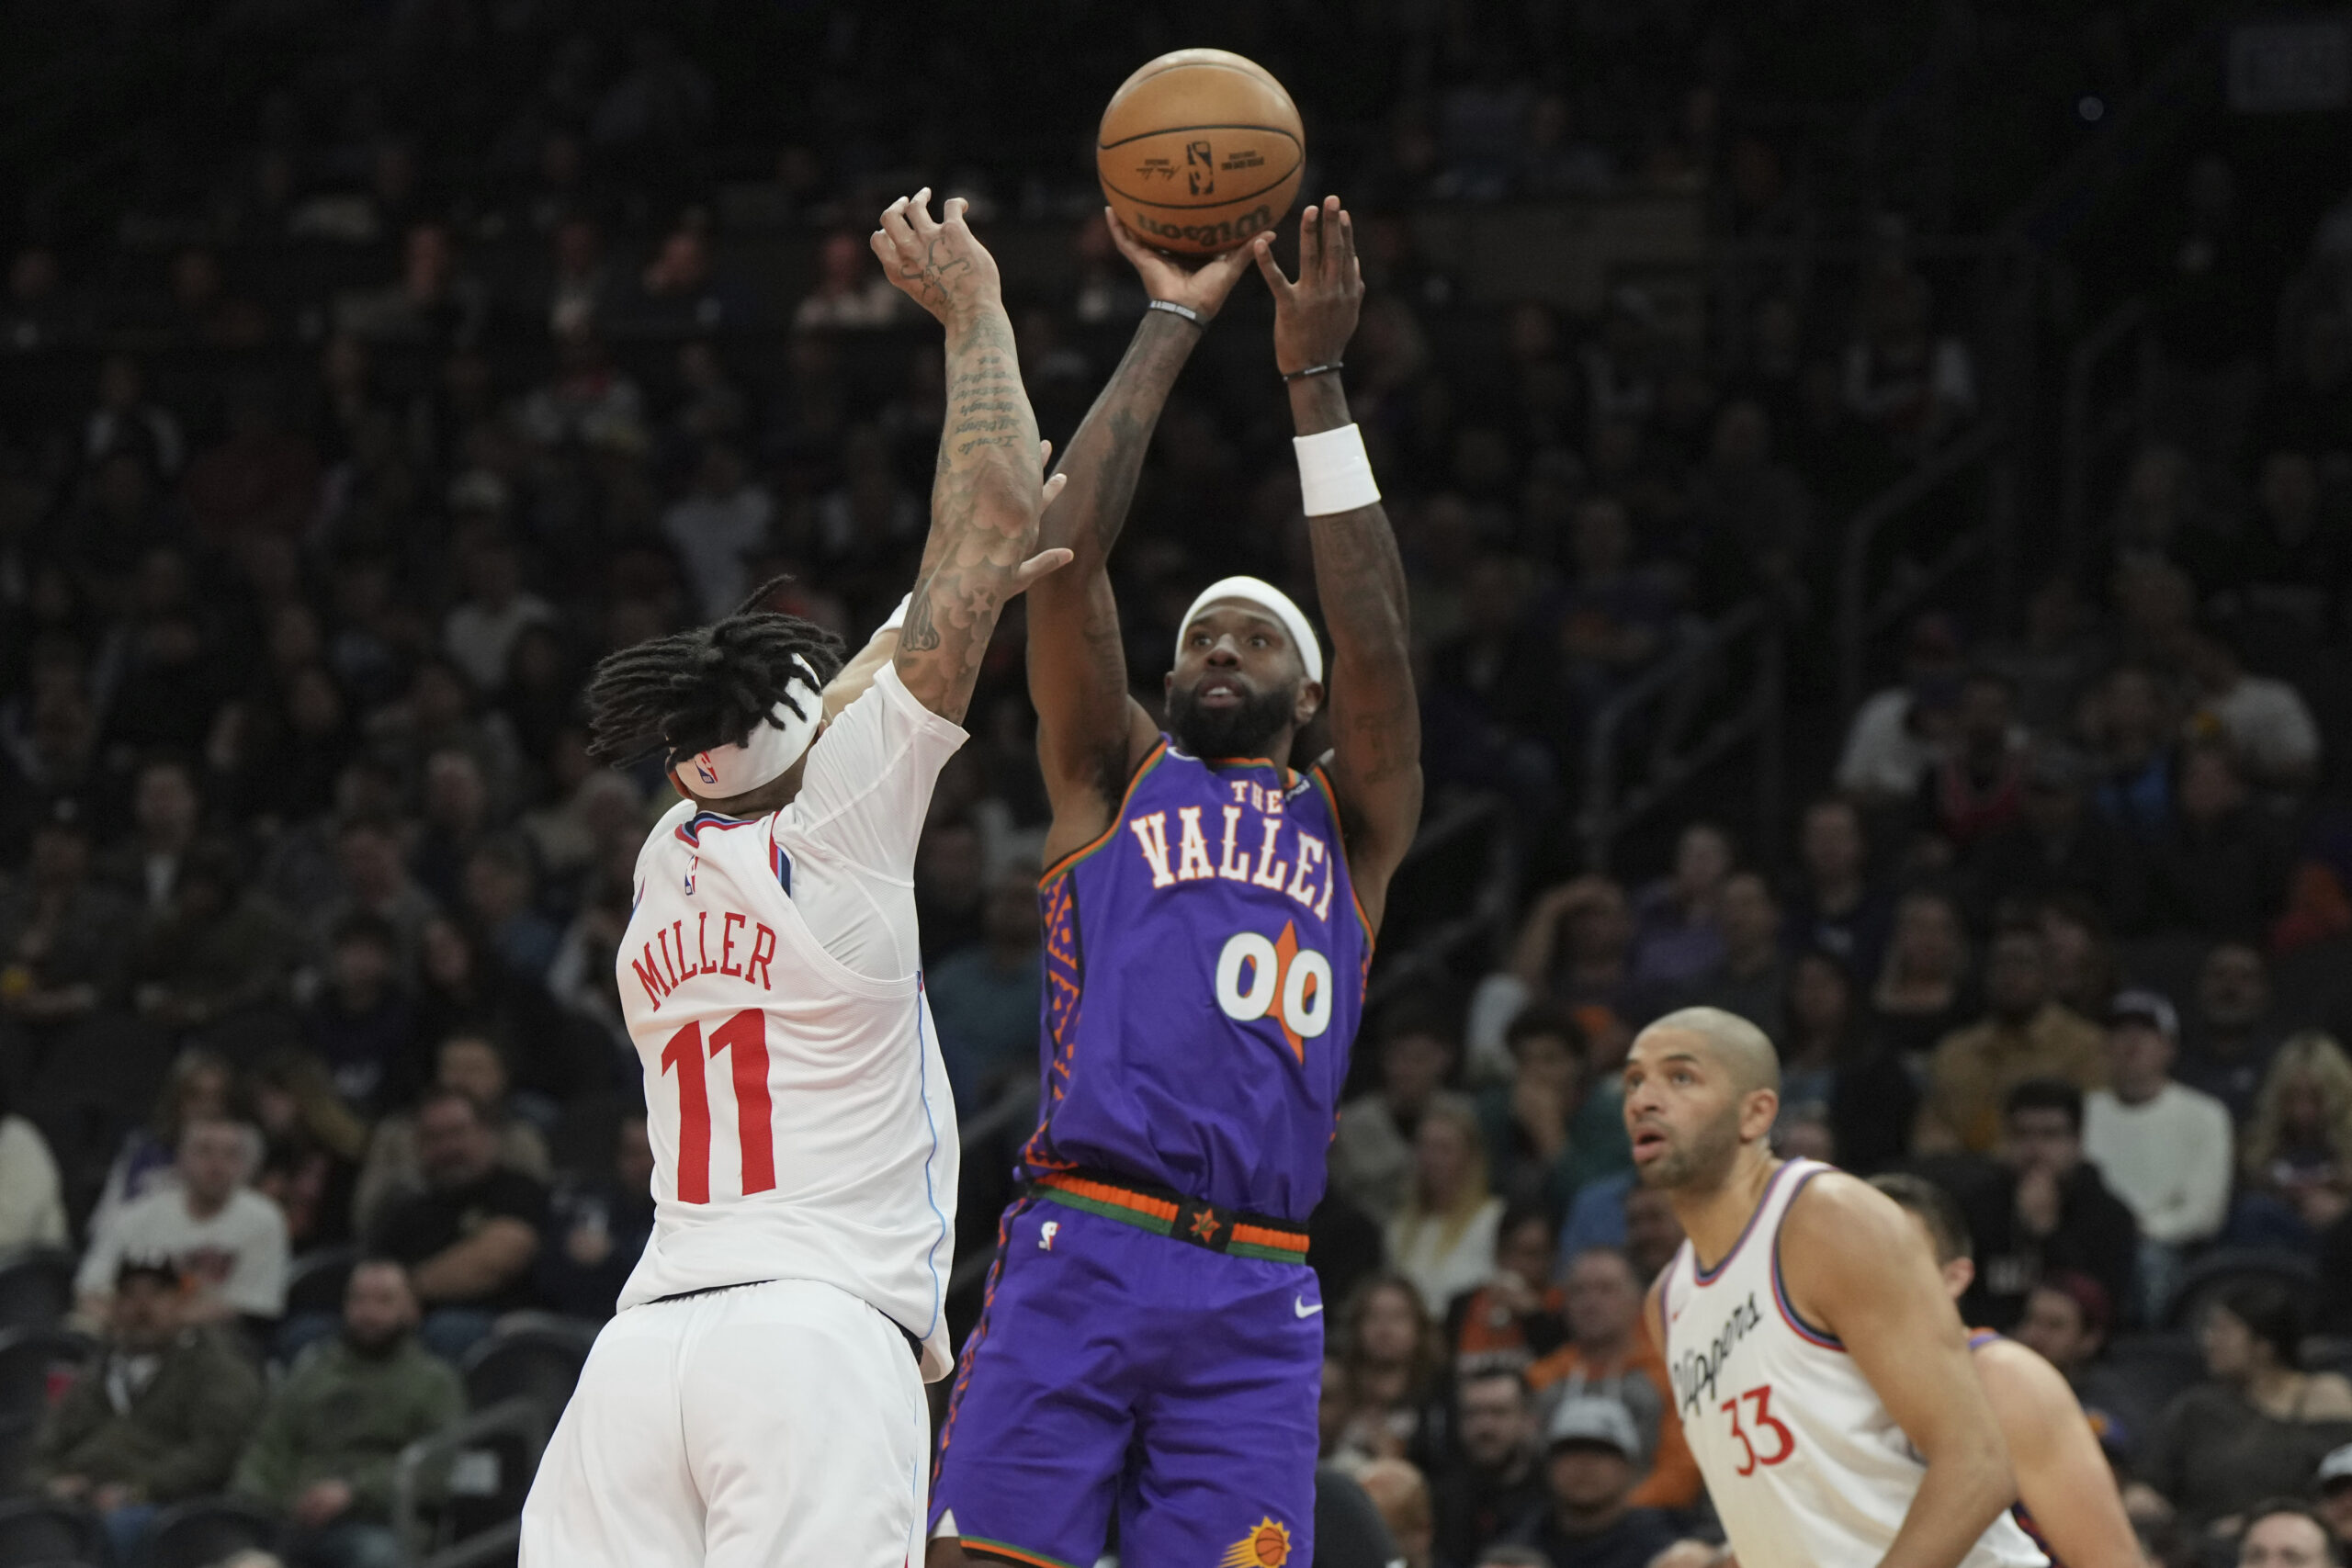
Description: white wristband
1294,423,1381,517
880,593,911,634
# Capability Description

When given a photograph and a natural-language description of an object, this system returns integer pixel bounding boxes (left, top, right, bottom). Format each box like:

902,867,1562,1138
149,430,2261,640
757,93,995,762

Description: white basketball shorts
520,1278,927,1567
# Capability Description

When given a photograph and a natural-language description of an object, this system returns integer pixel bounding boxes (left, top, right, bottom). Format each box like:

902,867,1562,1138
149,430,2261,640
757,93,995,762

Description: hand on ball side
1102,208,1257,322
1251,195,1364,375
871,188,1004,329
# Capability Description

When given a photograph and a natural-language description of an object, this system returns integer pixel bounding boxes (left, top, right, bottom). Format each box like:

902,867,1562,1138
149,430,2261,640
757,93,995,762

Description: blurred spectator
2319,1448,2352,1553
2136,1282,2352,1533
1957,1080,2138,1332
1333,1010,1468,1224
2234,1033,2352,1249
793,231,906,331
2184,633,2322,795
537,1113,655,1321
1484,876,1645,1063
2147,744,2295,942
0,1074,66,1247
1781,797,1894,984
1388,1100,1506,1316
1843,246,1977,457
1432,1370,1549,1567
130,843,297,1033
87,1048,236,1236
247,1051,368,1254
1475,1006,1589,1223
364,1086,547,1358
2009,1271,2132,1444
2087,664,2177,843
100,755,202,917
1837,615,1966,806
302,913,416,1113
1333,1274,1447,1464
662,442,773,623
2083,991,2233,1325
1526,1247,1700,1510
1781,948,1917,1176
77,1116,289,1325
1622,1187,1686,1287
461,838,560,982
319,816,441,971
1917,925,2106,1154
354,1034,552,1235
1627,823,1733,990
1553,498,1678,705
31,1258,266,1562
1917,671,2026,851
84,355,185,478
927,871,1043,1112
181,388,321,546
1870,886,1973,1061
444,541,555,697
1679,872,1787,1041
1687,399,1814,614
2184,942,2290,1122
1358,1456,1436,1568
0,803,134,1031
1497,1395,1679,1568
2236,1501,2341,1568
336,221,488,347
232,1260,464,1568
2036,895,2120,1021
546,217,618,338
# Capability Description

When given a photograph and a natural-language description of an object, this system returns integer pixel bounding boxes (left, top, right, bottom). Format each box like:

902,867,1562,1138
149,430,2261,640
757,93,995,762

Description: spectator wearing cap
1917,925,2107,1155
77,1115,289,1327
1957,1080,2138,1332
1497,1396,1678,1568
31,1258,266,1564
2083,989,2234,1325
2318,1446,2352,1553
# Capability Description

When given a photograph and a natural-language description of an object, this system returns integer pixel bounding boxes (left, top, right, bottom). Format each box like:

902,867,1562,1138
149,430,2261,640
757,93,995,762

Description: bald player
1625,1007,2044,1568
1871,1174,2142,1568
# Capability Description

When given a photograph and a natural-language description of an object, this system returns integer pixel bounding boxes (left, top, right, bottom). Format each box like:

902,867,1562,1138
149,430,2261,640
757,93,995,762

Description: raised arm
1782,1174,2018,1568
1251,197,1421,930
871,189,1071,725
1032,215,1253,863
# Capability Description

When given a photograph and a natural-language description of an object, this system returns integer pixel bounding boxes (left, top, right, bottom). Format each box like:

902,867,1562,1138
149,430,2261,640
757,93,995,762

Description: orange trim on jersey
1307,764,1380,953
1035,1171,1181,1224
1228,1220,1311,1255
1039,740,1170,885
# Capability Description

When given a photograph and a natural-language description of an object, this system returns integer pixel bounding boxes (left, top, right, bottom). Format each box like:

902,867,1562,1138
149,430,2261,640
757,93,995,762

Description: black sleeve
1314,1466,1402,1568
485,1170,550,1228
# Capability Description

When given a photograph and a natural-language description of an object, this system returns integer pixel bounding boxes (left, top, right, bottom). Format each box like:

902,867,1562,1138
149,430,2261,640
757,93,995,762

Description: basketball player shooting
1627,1008,2046,1568
520,189,1071,1567
927,196,1422,1568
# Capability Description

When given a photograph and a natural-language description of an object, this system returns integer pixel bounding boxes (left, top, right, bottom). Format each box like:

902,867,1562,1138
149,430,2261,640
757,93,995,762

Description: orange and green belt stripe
1033,1170,1310,1264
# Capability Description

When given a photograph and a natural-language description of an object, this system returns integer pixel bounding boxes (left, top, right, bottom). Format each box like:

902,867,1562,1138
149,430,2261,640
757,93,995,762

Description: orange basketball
1097,49,1305,256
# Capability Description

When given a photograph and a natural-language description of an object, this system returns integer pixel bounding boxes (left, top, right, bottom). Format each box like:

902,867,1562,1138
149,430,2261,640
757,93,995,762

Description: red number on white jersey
659,1008,776,1204
1721,1382,1797,1476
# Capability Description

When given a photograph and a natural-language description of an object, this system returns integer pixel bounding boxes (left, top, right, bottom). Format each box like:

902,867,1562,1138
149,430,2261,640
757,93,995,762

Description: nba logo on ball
1098,49,1305,257
694,753,719,787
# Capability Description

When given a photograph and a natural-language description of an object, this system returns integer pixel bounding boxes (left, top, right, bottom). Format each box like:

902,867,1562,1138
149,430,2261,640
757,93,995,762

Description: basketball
1097,49,1306,256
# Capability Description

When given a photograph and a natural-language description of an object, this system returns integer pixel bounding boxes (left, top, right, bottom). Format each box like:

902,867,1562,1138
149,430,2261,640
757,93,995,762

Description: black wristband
1283,361,1344,382
1148,299,1204,328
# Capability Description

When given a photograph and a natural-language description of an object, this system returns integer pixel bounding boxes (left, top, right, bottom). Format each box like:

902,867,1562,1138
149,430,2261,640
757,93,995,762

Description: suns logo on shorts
1219,1517,1292,1568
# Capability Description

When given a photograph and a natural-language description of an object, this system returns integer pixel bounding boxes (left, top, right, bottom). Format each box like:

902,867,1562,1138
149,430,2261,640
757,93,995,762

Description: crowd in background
3,1,2352,1566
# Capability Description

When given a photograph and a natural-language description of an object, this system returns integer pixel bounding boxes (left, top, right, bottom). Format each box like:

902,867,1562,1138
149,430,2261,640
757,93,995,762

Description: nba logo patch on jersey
1219,1517,1291,1567
1038,1220,1058,1252
694,752,720,787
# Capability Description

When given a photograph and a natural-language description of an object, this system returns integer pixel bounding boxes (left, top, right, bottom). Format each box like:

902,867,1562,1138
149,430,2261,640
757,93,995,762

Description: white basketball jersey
1658,1159,2044,1568
612,667,962,1381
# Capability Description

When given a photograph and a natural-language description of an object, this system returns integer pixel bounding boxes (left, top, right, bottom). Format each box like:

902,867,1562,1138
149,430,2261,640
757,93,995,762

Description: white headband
1175,577,1324,685
673,676,822,798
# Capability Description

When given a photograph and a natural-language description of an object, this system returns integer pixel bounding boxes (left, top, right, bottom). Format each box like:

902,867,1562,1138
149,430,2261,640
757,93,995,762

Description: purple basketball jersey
1019,739,1370,1220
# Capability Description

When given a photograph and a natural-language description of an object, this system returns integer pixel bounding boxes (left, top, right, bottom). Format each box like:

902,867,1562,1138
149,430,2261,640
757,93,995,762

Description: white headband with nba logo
672,675,823,798
1176,576,1325,684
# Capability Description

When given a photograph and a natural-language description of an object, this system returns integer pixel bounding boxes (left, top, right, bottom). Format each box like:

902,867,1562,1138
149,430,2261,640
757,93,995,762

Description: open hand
1251,195,1364,374
1103,209,1256,322
871,189,1003,328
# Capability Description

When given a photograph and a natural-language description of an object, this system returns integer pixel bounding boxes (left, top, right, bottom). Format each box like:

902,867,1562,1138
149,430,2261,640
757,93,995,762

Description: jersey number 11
660,1009,775,1203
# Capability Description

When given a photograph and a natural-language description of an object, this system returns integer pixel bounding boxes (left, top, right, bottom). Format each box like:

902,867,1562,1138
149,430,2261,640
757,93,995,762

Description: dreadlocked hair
584,577,848,768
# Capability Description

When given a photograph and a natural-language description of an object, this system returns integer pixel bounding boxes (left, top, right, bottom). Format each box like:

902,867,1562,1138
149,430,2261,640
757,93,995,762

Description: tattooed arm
1250,197,1422,931
870,189,1071,725
1033,213,1255,863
